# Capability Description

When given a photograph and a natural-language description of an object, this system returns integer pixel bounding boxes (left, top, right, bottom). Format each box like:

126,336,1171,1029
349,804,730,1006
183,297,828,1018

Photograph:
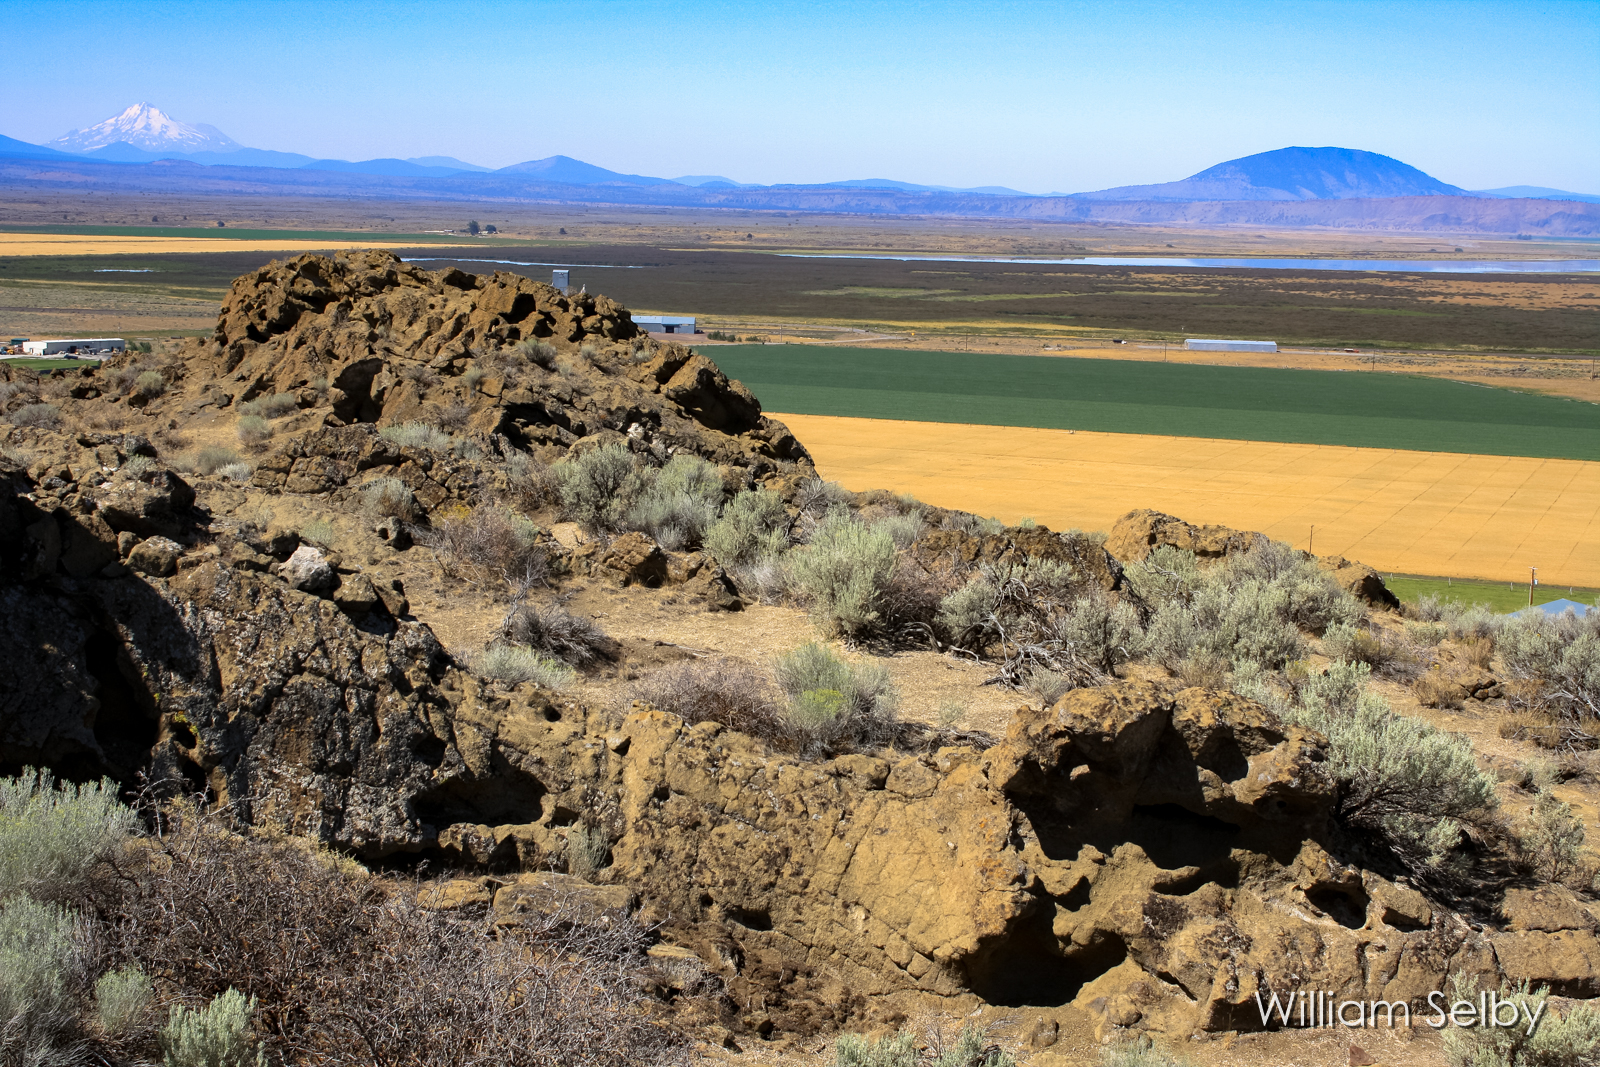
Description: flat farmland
4,241,1597,354
778,414,1600,587
714,346,1600,460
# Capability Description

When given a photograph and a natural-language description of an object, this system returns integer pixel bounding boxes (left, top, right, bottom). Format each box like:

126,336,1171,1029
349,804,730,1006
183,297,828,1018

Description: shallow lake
777,254,1600,274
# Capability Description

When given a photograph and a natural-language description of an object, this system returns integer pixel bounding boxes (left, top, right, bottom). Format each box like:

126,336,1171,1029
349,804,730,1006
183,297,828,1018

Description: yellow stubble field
0,233,430,257
777,414,1600,587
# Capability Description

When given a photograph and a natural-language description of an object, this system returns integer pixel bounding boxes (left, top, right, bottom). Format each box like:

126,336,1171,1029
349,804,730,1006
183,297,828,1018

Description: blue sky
5,0,1596,193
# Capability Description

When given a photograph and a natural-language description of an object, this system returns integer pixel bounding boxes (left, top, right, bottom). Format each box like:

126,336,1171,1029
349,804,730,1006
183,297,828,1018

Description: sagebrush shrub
873,511,925,549
96,964,152,1036
554,443,641,533
773,643,898,755
789,510,897,638
1497,608,1600,721
1300,659,1371,716
160,988,264,1067
704,488,790,566
944,513,1006,537
1523,789,1586,883
1288,684,1497,890
0,896,90,1060
10,402,61,429
133,370,167,399
793,476,851,518
379,421,453,451
835,1028,917,1067
623,453,723,549
937,558,1120,687
1124,544,1202,603
835,1025,1016,1067
1441,972,1600,1067
0,768,136,903
1146,576,1302,672
1059,592,1144,674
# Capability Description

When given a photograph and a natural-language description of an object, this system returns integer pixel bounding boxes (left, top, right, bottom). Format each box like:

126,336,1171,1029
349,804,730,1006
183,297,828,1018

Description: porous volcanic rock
1106,508,1399,608
1106,508,1265,563
0,451,1579,1039
159,249,809,478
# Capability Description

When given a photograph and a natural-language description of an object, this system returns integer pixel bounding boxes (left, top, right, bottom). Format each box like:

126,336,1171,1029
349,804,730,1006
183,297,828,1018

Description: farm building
1185,338,1277,352
633,315,697,336
20,338,126,357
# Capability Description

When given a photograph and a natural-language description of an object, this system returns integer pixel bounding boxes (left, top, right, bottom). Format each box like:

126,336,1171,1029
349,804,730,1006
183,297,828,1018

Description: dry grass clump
379,421,454,451
421,505,547,589
358,476,416,521
628,658,781,735
513,338,559,369
628,645,897,757
478,644,575,689
499,601,612,667
192,445,243,476
238,392,297,420
436,402,472,432
504,450,557,510
95,800,680,1066
236,415,273,447
1414,670,1466,710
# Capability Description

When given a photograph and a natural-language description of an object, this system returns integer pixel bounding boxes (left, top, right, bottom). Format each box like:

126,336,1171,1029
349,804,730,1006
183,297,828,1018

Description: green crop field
2,357,88,370
1385,574,1598,614
708,345,1600,460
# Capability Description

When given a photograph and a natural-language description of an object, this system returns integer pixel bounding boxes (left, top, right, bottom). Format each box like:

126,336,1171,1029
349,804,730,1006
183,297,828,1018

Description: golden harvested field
778,413,1600,587
0,233,439,257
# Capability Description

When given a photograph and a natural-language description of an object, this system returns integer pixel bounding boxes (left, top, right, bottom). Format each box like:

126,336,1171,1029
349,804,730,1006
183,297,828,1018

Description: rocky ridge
1,255,1590,1050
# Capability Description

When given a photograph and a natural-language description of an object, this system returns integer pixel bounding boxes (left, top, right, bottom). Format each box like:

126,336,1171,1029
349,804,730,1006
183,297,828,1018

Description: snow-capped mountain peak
50,103,240,154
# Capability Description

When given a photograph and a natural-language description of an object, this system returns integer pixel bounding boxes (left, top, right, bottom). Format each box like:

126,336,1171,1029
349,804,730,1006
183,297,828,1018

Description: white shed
634,315,697,335
1184,339,1277,352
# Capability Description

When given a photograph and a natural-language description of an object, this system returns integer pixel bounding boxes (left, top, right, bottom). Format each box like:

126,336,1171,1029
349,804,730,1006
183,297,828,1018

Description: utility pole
1529,566,1538,608
1308,525,1314,555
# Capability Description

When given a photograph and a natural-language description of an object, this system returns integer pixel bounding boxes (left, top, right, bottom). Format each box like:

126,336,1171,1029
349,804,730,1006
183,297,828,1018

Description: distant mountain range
24,103,1591,205
2,104,1597,233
